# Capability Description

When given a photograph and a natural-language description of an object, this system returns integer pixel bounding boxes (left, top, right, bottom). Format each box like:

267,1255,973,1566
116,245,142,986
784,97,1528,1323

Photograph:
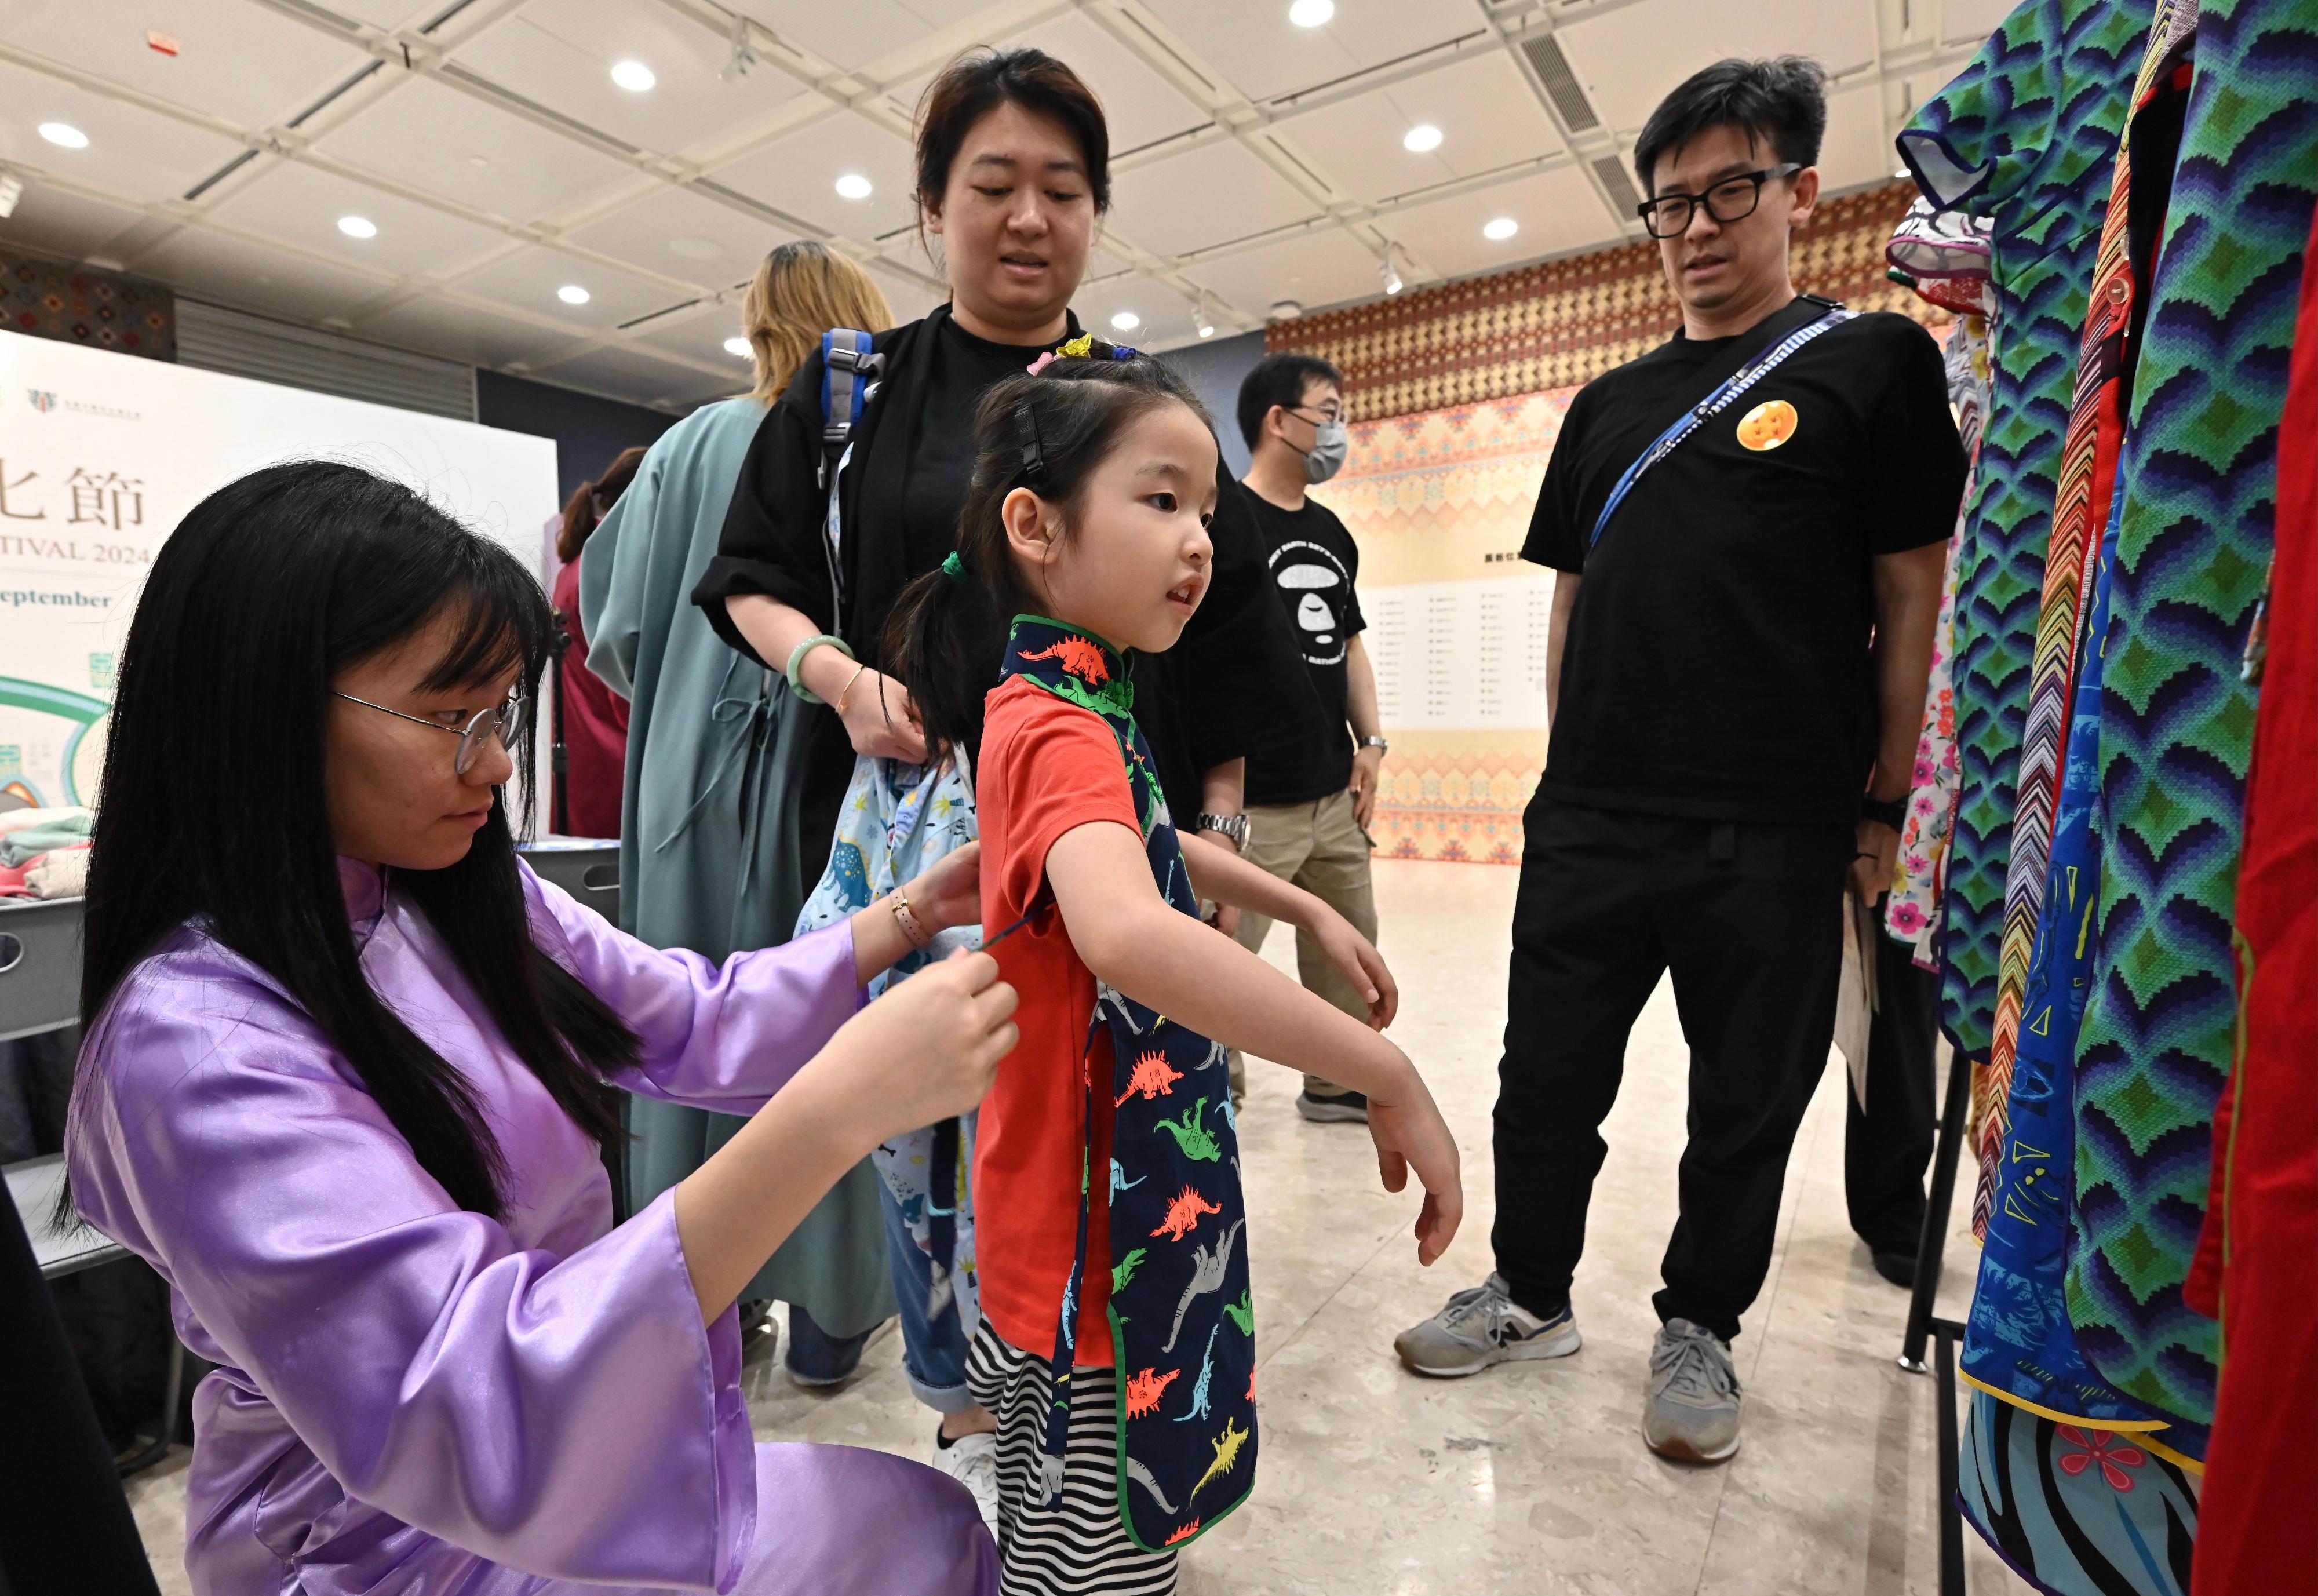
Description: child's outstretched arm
1178,837,1397,1029
1047,820,1461,1266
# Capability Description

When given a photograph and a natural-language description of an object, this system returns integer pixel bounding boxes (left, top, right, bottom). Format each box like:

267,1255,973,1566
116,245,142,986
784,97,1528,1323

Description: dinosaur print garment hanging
1001,615,1256,1554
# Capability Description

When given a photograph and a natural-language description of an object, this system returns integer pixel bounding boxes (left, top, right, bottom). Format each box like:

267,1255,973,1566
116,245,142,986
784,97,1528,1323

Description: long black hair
74,461,640,1219
883,348,1209,755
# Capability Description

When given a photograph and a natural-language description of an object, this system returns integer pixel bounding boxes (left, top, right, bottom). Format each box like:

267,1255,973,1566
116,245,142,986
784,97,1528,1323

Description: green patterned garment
2066,0,2318,1431
1898,0,2157,1058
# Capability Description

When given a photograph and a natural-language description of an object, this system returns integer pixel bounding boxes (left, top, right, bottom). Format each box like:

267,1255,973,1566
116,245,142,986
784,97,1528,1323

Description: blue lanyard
1587,305,1854,549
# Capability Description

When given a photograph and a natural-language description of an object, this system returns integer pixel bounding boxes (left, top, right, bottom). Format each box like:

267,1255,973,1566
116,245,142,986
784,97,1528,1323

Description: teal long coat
580,396,894,1335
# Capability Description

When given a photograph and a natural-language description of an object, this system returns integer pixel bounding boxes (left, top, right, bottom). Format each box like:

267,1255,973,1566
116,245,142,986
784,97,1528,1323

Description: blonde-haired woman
580,241,901,1389
737,239,891,400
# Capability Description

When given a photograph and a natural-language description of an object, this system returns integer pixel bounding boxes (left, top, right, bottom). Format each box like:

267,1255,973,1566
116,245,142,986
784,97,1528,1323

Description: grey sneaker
1296,1087,1369,1123
1643,1318,1742,1463
1394,1273,1581,1376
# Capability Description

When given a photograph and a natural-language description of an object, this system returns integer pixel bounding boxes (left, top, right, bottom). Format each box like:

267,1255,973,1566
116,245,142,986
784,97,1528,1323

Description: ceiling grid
0,0,2007,410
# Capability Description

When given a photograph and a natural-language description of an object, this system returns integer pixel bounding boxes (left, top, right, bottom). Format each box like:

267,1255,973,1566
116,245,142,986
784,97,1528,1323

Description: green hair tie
941,551,966,584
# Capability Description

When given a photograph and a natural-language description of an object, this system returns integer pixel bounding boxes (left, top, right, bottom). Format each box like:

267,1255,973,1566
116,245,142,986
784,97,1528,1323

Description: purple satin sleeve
68,967,759,1591
520,863,863,1114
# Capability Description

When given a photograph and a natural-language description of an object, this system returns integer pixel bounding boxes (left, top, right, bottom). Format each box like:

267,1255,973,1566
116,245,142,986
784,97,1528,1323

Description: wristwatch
1194,812,1251,852
1860,794,1908,831
1361,735,1390,754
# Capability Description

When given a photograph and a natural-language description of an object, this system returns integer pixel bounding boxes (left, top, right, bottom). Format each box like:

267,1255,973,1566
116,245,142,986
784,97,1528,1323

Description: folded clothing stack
0,806,93,900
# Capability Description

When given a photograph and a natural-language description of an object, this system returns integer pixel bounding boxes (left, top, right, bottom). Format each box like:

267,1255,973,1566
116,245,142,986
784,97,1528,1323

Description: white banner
0,329,556,810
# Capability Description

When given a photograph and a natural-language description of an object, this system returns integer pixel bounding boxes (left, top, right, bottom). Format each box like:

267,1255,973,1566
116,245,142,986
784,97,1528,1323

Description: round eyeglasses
334,690,529,775
1637,163,1803,238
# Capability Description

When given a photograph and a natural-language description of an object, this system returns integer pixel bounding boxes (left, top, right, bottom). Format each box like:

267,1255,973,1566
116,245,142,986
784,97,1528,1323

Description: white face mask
1303,418,1348,484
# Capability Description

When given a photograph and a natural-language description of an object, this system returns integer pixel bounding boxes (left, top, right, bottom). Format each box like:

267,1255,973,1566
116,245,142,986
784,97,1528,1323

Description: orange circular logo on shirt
1736,399,1799,450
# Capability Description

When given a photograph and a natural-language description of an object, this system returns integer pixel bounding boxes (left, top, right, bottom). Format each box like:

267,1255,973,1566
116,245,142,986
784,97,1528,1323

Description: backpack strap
817,329,883,491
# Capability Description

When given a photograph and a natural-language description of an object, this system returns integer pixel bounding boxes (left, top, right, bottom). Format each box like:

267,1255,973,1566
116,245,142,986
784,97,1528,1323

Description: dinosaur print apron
1002,615,1257,1553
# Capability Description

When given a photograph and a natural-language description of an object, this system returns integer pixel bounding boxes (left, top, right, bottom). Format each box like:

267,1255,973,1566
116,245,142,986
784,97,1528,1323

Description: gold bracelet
890,884,934,950
835,663,870,717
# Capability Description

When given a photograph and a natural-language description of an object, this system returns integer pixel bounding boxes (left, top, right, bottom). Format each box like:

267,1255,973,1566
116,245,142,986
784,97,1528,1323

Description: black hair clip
1013,396,1049,484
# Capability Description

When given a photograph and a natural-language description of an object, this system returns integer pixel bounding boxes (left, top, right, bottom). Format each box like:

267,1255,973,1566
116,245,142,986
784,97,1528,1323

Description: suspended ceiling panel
0,0,1999,410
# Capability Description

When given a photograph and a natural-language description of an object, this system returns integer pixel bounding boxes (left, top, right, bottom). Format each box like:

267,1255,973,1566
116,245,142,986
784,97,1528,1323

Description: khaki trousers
1230,786,1378,1098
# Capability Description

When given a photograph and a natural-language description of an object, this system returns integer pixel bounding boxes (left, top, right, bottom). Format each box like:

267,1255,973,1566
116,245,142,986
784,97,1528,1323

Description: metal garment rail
1897,1042,1977,1595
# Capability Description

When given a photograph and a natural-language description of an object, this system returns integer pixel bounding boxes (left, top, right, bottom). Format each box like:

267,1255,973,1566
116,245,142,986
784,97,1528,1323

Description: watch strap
1860,794,1908,831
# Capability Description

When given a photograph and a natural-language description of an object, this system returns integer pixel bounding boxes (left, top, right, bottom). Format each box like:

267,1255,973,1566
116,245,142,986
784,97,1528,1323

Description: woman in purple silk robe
62,462,1016,1595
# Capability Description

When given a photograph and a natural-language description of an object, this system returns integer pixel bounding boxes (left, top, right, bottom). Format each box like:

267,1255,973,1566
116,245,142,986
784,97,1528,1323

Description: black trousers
1493,797,1852,1342
1842,926,1943,1257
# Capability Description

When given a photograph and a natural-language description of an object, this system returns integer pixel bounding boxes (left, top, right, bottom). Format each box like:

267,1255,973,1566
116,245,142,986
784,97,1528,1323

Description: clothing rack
1898,1043,1975,1596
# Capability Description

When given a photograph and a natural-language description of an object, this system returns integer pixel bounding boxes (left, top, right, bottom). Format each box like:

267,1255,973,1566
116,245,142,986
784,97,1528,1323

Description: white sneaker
932,1427,1000,1539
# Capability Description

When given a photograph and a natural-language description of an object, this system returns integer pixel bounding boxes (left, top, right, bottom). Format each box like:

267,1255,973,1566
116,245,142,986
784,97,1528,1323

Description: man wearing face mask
1225,352,1386,1123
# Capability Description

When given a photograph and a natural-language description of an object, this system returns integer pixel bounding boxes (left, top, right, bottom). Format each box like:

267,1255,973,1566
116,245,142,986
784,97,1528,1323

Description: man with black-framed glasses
1395,56,1960,1466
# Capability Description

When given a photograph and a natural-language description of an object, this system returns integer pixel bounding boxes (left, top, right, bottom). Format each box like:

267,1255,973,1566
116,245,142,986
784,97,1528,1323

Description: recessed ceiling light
1110,310,1140,331
724,336,752,358
1403,124,1442,153
469,155,489,168
610,59,656,93
1483,216,1519,241
337,214,377,239
38,123,89,150
669,235,724,260
558,284,591,305
834,173,873,200
1288,0,1334,26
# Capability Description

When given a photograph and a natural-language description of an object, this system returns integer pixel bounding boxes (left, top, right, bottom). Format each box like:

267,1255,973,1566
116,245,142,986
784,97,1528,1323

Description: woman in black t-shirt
693,48,1310,886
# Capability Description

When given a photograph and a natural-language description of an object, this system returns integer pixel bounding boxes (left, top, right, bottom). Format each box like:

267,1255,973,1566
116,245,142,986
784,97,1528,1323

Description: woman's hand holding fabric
676,949,1014,1320
903,840,983,933
840,669,929,762
822,948,1016,1141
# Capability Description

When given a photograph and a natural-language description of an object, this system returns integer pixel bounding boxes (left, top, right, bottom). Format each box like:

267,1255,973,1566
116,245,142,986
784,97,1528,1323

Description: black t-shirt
901,315,1045,578
1243,491,1366,806
1524,296,1963,825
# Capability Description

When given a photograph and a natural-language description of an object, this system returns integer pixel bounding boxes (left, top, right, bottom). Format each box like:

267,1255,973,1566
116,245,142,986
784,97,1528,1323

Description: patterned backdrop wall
0,247,176,363
1289,181,1931,862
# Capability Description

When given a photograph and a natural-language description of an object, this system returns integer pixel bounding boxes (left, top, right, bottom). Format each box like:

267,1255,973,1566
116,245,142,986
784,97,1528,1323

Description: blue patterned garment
1897,0,2157,1058
795,752,983,1331
2065,0,2318,1435
1959,1390,2200,1596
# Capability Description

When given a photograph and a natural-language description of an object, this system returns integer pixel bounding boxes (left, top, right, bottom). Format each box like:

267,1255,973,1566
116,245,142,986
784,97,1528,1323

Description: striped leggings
963,1321,1178,1595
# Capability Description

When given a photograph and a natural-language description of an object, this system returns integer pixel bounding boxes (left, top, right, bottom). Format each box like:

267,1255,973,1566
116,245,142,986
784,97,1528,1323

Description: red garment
971,676,1142,1361
2188,196,2318,1596
551,555,629,840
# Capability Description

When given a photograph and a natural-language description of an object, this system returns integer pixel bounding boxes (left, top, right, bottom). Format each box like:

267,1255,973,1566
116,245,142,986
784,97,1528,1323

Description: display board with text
1312,388,1573,863
0,330,556,811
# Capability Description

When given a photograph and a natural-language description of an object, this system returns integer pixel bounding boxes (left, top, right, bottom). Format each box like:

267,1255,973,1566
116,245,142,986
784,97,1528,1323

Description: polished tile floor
129,858,2033,1594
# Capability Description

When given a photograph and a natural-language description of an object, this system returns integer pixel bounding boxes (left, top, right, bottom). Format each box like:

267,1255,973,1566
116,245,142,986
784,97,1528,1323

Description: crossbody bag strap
1587,303,1855,551
815,328,884,634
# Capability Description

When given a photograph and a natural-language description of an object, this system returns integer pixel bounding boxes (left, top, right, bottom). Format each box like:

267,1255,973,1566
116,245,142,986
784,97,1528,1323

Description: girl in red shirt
884,347,1463,1593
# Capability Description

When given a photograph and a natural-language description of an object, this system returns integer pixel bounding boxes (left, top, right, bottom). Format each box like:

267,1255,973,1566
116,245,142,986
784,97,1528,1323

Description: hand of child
903,841,982,934
826,948,1016,1144
1308,908,1398,1029
1364,1052,1462,1267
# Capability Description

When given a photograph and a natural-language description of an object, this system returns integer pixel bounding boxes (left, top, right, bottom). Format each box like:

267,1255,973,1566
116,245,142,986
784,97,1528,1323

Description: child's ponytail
883,549,1001,758
882,347,1213,756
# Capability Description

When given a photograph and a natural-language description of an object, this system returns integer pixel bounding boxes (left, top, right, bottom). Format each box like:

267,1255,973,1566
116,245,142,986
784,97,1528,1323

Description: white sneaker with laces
931,1427,1000,1540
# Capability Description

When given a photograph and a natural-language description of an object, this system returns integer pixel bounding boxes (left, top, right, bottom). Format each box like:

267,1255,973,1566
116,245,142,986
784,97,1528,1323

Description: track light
1193,293,1215,339
720,17,758,82
1378,242,1405,296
